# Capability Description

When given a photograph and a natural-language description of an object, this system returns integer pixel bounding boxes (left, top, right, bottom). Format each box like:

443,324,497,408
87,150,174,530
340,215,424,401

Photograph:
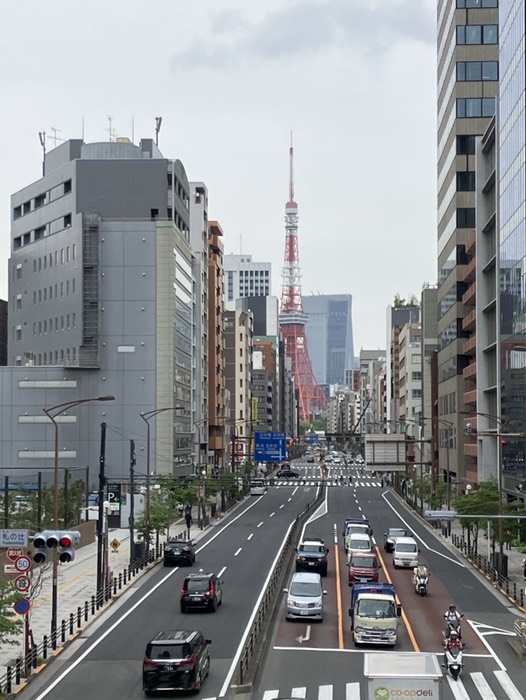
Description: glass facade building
499,0,526,468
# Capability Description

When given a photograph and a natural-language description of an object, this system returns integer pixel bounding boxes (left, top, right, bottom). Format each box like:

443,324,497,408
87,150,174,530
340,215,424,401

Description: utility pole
129,440,136,567
37,472,42,529
96,423,107,599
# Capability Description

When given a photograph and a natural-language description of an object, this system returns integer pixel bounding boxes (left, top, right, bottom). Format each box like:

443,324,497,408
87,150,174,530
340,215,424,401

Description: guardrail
514,620,526,653
0,530,189,696
233,486,325,687
451,533,525,610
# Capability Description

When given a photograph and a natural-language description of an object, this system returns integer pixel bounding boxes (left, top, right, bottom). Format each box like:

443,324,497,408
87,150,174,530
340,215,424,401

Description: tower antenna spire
289,131,295,204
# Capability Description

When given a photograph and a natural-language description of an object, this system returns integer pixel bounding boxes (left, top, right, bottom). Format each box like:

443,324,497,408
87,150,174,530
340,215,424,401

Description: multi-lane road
22,460,526,700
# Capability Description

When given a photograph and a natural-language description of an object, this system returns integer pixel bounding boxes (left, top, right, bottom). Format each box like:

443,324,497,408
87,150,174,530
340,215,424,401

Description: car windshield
300,545,323,553
290,581,321,596
356,600,396,618
351,556,376,567
388,529,406,538
149,644,189,660
187,579,210,592
397,543,417,552
351,540,370,550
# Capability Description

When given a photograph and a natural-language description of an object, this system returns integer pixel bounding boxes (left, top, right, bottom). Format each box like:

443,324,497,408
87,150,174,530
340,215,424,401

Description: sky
0,0,437,351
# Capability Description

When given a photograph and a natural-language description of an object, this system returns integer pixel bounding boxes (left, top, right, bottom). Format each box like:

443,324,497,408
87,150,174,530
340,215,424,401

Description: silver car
284,571,327,622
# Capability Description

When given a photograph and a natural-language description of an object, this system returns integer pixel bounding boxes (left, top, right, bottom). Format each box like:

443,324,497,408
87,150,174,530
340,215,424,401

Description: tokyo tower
279,138,327,421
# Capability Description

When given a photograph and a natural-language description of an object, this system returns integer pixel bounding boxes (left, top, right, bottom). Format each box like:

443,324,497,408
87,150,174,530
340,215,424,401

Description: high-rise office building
436,1,499,485
302,294,355,391
223,254,271,302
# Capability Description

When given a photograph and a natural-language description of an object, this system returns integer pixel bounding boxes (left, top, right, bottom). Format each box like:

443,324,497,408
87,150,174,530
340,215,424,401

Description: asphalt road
18,460,526,700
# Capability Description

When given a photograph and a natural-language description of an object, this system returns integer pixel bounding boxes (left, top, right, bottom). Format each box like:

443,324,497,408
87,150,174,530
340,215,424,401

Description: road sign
254,432,287,462
4,564,16,574
14,575,31,593
0,529,29,548
424,510,456,521
14,555,32,573
6,547,24,561
13,598,31,616
110,538,121,551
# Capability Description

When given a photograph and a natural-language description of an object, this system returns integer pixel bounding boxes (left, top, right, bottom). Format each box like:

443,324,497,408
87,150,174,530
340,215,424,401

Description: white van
346,533,373,556
250,478,268,495
344,524,371,552
393,536,419,568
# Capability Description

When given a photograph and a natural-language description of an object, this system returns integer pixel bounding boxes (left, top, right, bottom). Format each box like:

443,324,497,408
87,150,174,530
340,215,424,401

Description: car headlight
296,556,305,561
354,627,365,633
287,599,295,607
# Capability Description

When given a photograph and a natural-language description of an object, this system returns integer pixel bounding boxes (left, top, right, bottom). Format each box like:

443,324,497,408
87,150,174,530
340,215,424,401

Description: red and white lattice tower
279,138,327,421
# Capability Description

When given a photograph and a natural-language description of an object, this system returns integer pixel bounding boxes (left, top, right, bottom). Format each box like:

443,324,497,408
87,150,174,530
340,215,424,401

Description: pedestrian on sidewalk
184,505,192,535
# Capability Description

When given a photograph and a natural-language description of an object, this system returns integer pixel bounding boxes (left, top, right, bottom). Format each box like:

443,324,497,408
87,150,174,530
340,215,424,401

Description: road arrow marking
296,625,311,644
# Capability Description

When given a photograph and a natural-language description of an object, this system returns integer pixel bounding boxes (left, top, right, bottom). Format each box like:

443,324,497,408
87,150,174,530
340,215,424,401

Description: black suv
295,540,329,576
180,571,223,613
276,468,300,478
143,629,211,695
164,539,196,567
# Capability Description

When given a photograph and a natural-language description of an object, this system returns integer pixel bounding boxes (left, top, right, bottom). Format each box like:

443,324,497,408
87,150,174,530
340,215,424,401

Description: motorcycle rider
442,628,463,668
444,603,463,638
412,564,429,584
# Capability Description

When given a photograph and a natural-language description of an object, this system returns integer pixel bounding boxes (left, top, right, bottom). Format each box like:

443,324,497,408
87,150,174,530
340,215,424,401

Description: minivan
344,523,372,552
393,536,419,568
250,478,268,496
284,571,327,622
347,552,380,585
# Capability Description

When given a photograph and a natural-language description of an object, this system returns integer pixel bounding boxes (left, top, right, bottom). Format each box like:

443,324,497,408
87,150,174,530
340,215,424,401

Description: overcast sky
0,0,436,351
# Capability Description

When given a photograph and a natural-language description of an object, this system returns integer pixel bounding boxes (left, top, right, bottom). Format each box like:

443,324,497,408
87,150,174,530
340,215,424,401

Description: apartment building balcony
462,308,476,332
463,335,477,355
463,389,477,405
462,283,476,306
463,257,476,284
464,442,477,458
465,232,476,256
463,361,477,380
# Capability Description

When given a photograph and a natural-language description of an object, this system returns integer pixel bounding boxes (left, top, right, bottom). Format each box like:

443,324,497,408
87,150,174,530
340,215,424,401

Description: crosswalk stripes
248,671,525,700
272,479,383,488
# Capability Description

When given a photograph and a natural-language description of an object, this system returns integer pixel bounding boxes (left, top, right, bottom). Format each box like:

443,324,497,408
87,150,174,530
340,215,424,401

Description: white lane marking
446,675,470,699
471,621,516,636
291,688,306,699
299,486,328,540
333,523,338,545
219,519,298,697
247,533,253,541
295,625,311,643
257,522,264,528
471,672,498,699
269,512,275,518
346,682,361,700
234,547,242,557
280,504,285,509
318,685,332,700
467,618,506,671
288,497,292,502
494,670,525,700
217,566,227,578
262,692,280,700
381,491,465,567
292,486,299,495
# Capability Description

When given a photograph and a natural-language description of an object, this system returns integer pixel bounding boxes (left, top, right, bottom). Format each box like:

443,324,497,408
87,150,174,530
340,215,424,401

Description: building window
456,97,495,118
456,61,498,81
456,25,498,45
15,264,22,280
457,208,476,228
457,0,498,6
457,171,476,191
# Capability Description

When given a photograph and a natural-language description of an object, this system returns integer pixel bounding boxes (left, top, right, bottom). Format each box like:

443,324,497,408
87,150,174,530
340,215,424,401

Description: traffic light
31,530,81,564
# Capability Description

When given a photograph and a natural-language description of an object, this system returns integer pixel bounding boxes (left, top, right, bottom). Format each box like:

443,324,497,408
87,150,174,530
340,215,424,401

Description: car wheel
180,603,186,613
218,596,223,607
321,567,328,577
144,691,153,696
192,670,202,694
210,599,217,613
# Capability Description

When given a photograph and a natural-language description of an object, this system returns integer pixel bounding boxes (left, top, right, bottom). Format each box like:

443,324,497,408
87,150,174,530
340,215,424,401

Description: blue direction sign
254,432,287,463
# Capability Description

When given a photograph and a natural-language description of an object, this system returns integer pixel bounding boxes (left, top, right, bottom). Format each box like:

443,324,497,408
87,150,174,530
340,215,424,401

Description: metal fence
0,530,189,696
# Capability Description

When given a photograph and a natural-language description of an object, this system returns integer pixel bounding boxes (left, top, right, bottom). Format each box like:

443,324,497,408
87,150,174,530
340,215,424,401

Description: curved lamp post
43,394,115,643
140,407,186,547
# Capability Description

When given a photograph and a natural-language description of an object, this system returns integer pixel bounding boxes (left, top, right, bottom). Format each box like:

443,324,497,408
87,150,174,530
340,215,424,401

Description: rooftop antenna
106,116,115,142
155,116,162,146
81,116,85,141
131,115,135,144
49,126,65,147
38,131,46,176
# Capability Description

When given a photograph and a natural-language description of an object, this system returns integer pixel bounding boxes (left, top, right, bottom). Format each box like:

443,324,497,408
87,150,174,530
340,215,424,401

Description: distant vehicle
142,629,211,694
393,537,419,569
383,528,409,553
284,571,327,622
344,523,372,553
342,518,373,539
180,571,223,613
306,455,315,463
250,478,268,495
346,533,373,555
295,540,329,576
164,539,196,567
276,468,300,478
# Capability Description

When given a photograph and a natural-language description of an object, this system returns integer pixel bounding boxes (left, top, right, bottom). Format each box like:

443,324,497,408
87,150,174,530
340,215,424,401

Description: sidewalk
1,512,208,673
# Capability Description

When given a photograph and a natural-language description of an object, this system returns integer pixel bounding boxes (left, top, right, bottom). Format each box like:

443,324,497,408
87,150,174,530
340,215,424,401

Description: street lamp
43,394,115,643
140,407,186,548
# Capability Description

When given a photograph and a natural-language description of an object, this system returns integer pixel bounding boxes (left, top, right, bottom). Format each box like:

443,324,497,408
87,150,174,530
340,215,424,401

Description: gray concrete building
4,137,199,481
436,1,499,485
223,254,271,302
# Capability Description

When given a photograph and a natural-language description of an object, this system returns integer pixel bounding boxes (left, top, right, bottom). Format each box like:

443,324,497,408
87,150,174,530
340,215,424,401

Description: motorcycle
444,614,463,639
444,644,463,680
413,573,429,596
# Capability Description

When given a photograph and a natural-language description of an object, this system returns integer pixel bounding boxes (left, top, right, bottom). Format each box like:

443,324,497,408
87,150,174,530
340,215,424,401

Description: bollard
51,627,57,651
85,600,89,622
6,666,12,694
91,595,96,616
15,658,21,685
70,612,74,635
77,606,82,628
61,619,66,644
118,572,123,590
113,577,117,596
43,635,48,660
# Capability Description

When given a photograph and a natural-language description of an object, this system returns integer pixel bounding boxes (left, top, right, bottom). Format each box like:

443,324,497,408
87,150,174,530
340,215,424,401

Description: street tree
0,579,24,645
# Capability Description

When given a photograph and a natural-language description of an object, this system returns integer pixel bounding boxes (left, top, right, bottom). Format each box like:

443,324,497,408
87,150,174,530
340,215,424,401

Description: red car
347,551,380,586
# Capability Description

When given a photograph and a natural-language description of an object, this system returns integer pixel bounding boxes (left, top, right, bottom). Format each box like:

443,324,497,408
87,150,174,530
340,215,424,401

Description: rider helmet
448,604,456,611
449,629,459,639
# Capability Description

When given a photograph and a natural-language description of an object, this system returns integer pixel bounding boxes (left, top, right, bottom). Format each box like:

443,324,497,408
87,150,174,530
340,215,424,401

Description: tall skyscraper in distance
278,138,326,421
302,294,355,392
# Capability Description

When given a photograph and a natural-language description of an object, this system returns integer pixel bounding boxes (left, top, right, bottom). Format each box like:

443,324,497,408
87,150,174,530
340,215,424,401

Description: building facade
223,254,271,302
